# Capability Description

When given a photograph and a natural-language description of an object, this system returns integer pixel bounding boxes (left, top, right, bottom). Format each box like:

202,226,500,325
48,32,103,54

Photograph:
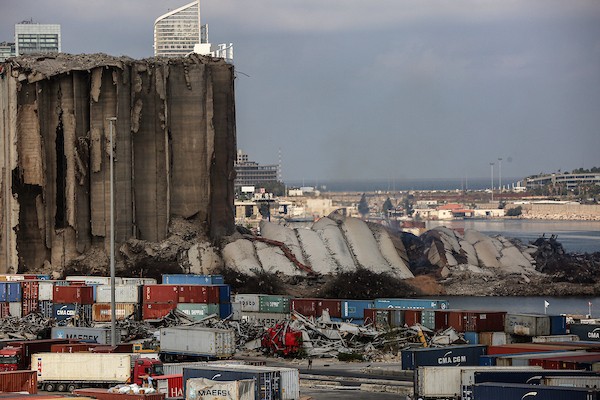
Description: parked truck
33,352,164,392
0,339,69,371
159,326,235,362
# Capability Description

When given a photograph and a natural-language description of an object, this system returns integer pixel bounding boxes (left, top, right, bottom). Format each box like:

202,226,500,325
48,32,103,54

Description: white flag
544,300,550,308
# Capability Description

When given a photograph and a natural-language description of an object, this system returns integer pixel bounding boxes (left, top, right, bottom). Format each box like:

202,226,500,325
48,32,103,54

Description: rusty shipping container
176,285,219,304
22,298,39,316
52,285,94,304
21,281,40,299
142,303,176,320
92,303,137,322
143,285,178,304
74,388,165,400
50,343,96,353
291,299,318,317
404,310,422,326
435,310,506,332
318,299,342,318
0,370,37,394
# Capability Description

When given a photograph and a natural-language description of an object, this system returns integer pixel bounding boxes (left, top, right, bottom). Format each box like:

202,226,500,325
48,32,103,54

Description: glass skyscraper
154,1,201,57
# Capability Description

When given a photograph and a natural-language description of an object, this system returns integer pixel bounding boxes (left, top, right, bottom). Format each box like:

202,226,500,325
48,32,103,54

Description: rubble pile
533,235,600,284
0,313,53,340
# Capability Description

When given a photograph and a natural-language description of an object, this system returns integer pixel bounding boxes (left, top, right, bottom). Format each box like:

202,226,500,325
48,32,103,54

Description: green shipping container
259,295,290,313
176,303,220,320
421,310,436,330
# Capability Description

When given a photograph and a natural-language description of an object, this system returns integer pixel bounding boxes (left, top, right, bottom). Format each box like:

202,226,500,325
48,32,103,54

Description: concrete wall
519,204,600,220
0,54,236,273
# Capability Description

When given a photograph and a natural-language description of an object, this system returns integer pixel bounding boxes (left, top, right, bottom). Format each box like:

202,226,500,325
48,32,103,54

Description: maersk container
341,299,373,319
161,274,224,285
505,313,551,336
0,282,22,302
472,382,600,400
92,303,137,322
51,326,114,345
186,378,255,400
241,312,289,327
259,295,291,313
176,303,220,320
96,284,139,303
533,334,579,343
375,298,449,310
421,310,436,330
183,366,280,400
234,294,260,312
52,303,92,322
160,326,235,359
401,344,487,370
143,285,178,303
550,315,567,335
215,363,300,400
570,324,600,342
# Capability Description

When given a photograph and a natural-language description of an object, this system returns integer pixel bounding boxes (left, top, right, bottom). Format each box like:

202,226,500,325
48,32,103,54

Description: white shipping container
415,366,543,399
163,361,246,376
122,277,157,286
230,302,242,321
38,281,54,301
9,302,22,317
96,284,139,303
218,364,300,400
160,327,235,359
543,376,600,388
186,378,255,400
33,353,133,383
532,334,579,343
234,294,261,312
66,276,124,285
241,312,289,327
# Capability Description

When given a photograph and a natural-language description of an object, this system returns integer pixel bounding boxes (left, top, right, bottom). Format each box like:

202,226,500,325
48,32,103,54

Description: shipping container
162,361,247,376
420,309,436,330
160,327,235,359
161,274,224,285
435,310,506,333
52,303,92,322
259,295,290,314
291,299,318,317
92,303,137,322
571,324,600,342
73,388,165,400
176,303,220,320
50,327,115,345
375,298,449,310
0,282,22,302
487,343,591,355
464,332,479,344
341,300,374,320
234,294,260,312
0,370,37,394
0,274,25,281
39,300,53,318
21,281,39,300
219,303,233,320
478,331,511,346
65,276,124,285
183,367,277,400
533,334,579,343
122,277,157,286
0,302,8,318
96,285,139,304
142,303,176,320
364,309,405,328
543,375,600,388
53,285,94,304
401,344,487,370
404,310,422,326
241,312,289,327
495,350,588,367
8,302,21,317
50,343,97,353
317,299,341,318
215,363,300,400
472,369,600,387
472,382,600,400
186,378,255,400
155,374,184,399
529,353,600,370
22,298,39,316
39,281,55,301
550,315,568,335
212,284,231,304
176,285,219,304
505,313,551,336
143,285,178,304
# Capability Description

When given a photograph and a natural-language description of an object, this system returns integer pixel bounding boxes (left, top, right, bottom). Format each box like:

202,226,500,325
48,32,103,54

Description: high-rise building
15,21,61,55
154,0,233,61
234,150,279,190
0,42,16,62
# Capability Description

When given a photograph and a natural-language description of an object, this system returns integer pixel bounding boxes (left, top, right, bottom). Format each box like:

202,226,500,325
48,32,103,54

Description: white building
154,0,233,61
15,21,61,56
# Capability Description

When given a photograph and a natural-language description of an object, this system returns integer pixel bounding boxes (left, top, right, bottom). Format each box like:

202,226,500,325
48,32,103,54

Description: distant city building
15,21,61,55
525,172,600,191
154,0,233,61
234,150,279,190
0,42,16,62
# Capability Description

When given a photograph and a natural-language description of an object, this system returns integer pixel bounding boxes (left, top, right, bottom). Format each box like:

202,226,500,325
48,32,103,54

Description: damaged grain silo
0,53,236,274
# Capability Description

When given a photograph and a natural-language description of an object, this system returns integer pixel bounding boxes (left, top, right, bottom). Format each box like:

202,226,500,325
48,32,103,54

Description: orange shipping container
0,370,37,394
92,303,137,322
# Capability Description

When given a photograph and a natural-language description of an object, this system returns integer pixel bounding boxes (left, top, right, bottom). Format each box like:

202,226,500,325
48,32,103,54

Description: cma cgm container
96,285,139,303
259,295,290,313
53,285,94,304
505,313,550,336
342,300,373,320
570,324,600,342
472,382,600,400
375,298,449,310
52,303,92,322
143,285,178,303
401,344,487,370
159,326,235,360
435,310,506,333
161,274,224,285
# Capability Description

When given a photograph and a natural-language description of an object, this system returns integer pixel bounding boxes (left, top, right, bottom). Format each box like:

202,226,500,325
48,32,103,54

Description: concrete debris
0,312,53,340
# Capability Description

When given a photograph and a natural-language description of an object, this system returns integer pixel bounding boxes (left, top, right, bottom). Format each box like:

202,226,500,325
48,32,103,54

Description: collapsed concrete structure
0,53,236,274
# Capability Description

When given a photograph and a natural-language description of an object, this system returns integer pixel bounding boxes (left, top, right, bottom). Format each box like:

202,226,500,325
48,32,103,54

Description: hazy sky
2,1,599,182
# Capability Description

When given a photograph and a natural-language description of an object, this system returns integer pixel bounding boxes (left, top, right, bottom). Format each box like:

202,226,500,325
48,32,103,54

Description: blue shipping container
162,274,225,285
472,382,599,400
219,303,232,319
210,284,231,304
549,315,567,335
464,331,479,344
342,300,374,319
375,298,449,310
473,370,600,386
0,282,22,302
52,303,92,322
401,344,487,370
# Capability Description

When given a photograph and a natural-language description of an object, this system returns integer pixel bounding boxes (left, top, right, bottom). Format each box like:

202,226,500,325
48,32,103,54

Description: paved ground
301,387,409,399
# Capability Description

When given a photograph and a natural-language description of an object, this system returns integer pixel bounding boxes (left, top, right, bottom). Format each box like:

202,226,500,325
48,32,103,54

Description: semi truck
0,339,69,371
32,352,164,392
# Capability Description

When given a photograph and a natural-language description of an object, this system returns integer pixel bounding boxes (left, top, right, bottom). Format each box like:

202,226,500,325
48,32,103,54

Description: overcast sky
2,1,600,182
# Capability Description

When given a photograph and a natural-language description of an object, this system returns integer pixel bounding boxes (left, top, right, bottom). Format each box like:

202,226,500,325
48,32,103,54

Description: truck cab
0,347,22,371
132,358,164,386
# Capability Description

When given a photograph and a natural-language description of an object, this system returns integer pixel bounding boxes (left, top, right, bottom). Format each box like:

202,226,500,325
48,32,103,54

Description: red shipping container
21,281,39,300
317,299,342,318
291,299,318,317
142,303,176,320
155,374,184,398
53,285,94,304
22,298,39,316
74,388,165,400
143,285,178,303
51,343,96,353
435,310,505,332
176,285,219,304
0,302,9,318
0,370,37,394
404,310,422,326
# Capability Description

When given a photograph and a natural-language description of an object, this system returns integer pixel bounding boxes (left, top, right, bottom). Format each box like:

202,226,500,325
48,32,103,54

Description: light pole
498,157,503,202
489,162,494,202
107,117,117,346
